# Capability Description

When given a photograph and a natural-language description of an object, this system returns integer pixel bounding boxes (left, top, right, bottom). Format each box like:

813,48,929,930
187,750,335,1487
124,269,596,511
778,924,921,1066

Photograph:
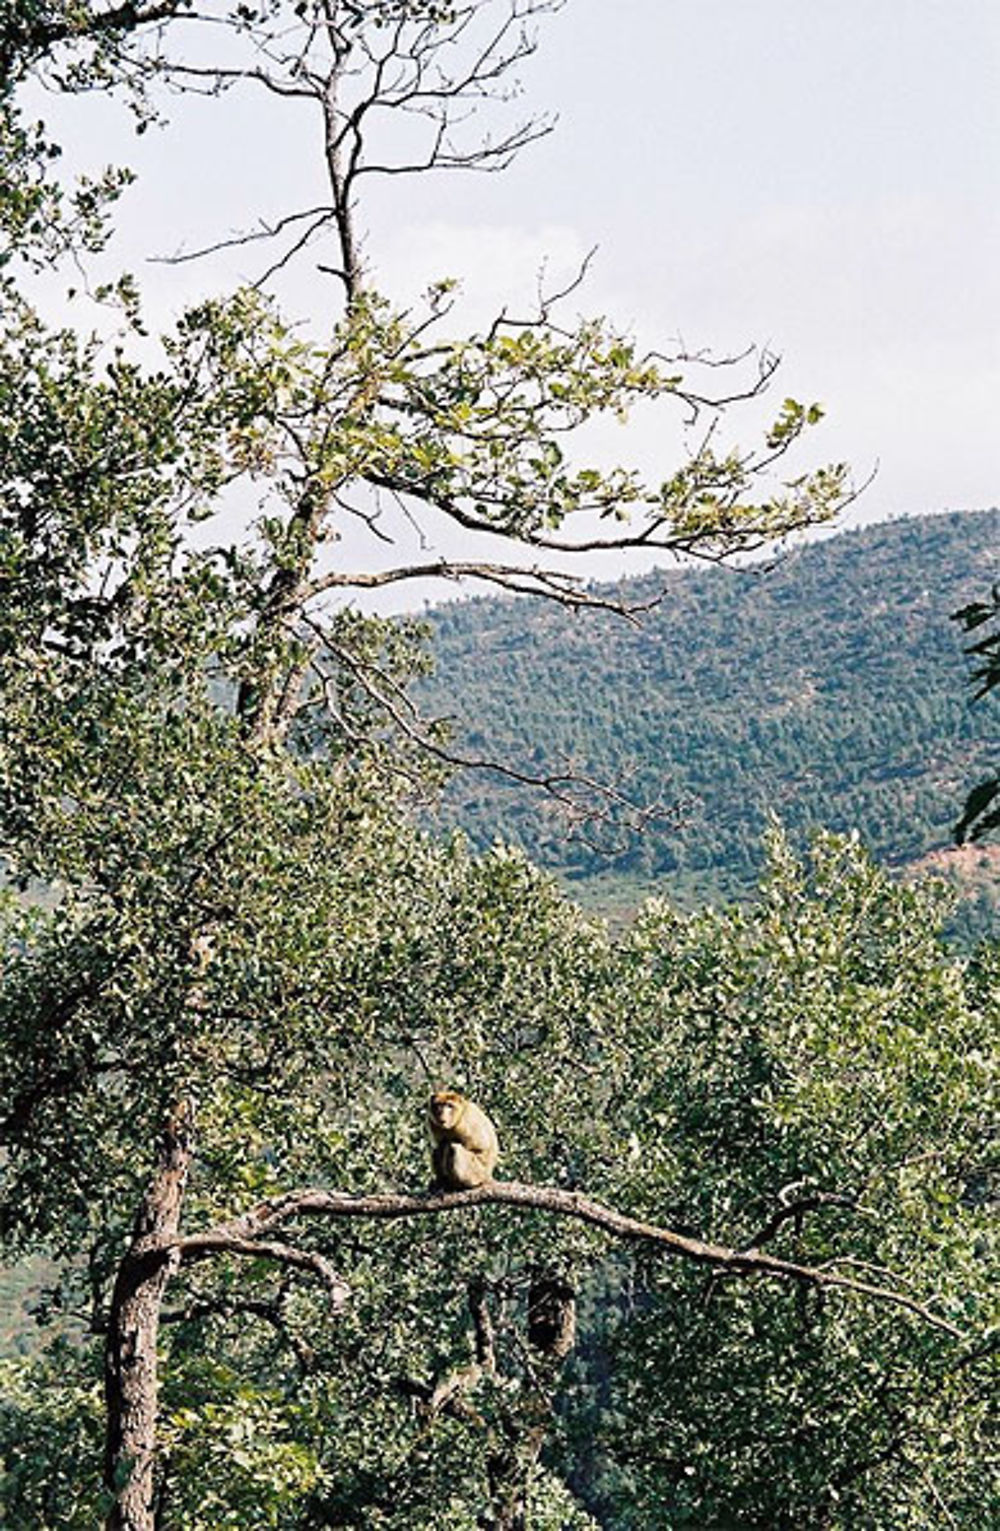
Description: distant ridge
416,510,1000,934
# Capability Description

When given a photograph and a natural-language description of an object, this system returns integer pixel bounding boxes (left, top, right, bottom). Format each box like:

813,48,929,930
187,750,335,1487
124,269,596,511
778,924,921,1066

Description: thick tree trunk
103,1102,194,1531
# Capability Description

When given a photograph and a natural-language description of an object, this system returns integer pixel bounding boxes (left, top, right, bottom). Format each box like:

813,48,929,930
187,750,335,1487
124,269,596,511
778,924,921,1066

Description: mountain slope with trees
418,508,1000,925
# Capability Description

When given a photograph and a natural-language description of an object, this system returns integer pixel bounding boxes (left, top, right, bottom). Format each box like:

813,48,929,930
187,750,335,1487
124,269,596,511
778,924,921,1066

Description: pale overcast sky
32,0,1000,595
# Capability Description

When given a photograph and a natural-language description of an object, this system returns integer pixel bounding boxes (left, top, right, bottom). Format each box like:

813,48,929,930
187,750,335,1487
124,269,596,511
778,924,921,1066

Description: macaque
428,1089,499,1190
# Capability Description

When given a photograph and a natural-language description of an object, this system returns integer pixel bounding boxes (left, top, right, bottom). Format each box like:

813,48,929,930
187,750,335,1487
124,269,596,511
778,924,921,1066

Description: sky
28,0,1000,602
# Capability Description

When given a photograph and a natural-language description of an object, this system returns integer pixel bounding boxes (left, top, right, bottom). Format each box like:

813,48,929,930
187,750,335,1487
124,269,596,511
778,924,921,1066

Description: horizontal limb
166,1179,967,1340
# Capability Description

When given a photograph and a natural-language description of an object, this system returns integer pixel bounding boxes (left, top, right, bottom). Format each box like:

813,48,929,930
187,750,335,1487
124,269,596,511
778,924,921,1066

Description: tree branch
166,1179,968,1340
161,1291,317,1371
1,0,188,81
179,1231,350,1307
302,557,655,617
302,617,672,846
151,204,333,267
741,1190,863,1252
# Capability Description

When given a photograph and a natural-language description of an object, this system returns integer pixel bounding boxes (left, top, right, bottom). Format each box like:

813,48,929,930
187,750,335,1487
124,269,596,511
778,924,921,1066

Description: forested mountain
417,510,1000,928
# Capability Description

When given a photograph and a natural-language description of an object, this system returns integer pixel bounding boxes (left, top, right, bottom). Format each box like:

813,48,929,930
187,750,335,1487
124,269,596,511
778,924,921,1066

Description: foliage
0,0,178,265
953,581,1000,841
558,832,997,1529
0,1347,105,1530
2,835,996,1526
0,2,991,1527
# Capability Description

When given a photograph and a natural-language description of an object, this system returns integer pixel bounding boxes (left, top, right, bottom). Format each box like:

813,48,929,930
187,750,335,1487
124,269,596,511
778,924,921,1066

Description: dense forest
418,509,1000,930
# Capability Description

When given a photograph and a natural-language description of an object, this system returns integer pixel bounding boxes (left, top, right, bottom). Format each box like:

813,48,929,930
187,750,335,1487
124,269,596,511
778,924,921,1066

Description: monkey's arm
430,1142,449,1185
457,1104,499,1158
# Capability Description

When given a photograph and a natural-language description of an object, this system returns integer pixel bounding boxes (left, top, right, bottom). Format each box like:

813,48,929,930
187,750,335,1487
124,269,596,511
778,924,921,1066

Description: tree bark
103,1102,194,1531
486,1418,550,1531
482,1276,577,1531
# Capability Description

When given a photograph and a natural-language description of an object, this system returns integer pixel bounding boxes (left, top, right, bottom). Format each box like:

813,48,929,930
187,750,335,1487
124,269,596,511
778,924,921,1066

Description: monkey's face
429,1090,463,1129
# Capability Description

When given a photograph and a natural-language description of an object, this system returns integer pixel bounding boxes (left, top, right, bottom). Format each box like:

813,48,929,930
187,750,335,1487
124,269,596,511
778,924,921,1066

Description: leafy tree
1,834,994,1528
563,832,997,1528
954,583,1000,841
2,5,991,1531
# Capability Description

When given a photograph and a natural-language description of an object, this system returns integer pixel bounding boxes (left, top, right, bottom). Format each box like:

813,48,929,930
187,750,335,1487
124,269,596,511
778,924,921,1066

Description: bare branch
162,1291,317,1371
180,1230,350,1308
483,246,598,344
166,1180,969,1340
351,113,553,178
159,62,318,100
302,614,670,844
141,0,563,287
303,557,657,618
741,1190,865,1253
916,1462,961,1529
151,205,333,267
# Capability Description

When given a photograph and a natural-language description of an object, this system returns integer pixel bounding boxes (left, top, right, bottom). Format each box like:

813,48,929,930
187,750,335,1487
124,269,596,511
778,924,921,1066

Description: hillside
416,510,1000,932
